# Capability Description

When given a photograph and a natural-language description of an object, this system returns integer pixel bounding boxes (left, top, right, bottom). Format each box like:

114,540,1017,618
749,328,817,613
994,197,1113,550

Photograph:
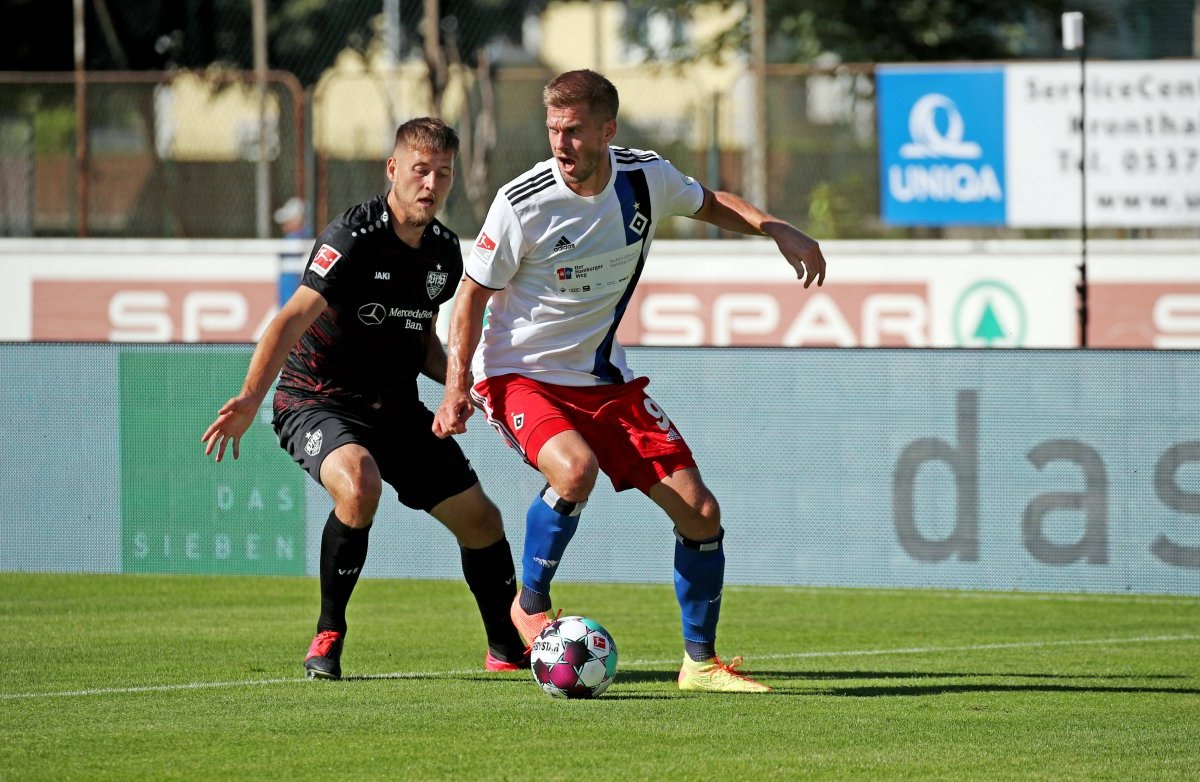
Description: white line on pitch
2,634,1194,701
624,633,1200,667
725,585,1200,605
0,669,483,701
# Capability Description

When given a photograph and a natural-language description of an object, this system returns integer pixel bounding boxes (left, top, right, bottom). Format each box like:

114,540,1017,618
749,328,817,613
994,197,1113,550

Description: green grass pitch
2,573,1198,780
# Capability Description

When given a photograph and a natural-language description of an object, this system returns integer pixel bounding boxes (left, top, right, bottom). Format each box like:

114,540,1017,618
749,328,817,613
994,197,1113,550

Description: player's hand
433,389,474,438
201,395,258,461
767,223,826,289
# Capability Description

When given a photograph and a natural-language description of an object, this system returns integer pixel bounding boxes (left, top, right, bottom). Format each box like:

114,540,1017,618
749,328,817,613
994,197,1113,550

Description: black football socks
316,510,371,635
461,537,526,661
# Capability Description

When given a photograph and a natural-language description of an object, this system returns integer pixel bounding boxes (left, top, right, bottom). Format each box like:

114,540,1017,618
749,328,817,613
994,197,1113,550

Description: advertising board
878,61,1200,227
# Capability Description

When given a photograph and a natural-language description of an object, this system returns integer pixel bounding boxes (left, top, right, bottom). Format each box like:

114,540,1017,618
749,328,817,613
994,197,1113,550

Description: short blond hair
394,117,459,154
543,69,619,122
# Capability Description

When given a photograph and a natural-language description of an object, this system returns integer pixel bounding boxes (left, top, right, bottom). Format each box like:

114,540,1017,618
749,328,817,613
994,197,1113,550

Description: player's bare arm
690,186,827,288
432,277,493,438
420,329,449,385
201,285,327,461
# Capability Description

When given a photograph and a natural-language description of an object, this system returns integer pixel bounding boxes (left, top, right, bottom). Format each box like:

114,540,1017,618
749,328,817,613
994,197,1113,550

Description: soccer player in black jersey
202,117,527,679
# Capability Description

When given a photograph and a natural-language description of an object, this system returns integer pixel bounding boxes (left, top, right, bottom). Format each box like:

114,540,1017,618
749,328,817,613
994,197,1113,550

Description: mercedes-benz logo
358,302,386,326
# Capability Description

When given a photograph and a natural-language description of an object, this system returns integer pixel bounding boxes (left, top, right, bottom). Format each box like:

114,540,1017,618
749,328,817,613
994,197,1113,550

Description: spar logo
878,67,1006,226
953,280,1026,347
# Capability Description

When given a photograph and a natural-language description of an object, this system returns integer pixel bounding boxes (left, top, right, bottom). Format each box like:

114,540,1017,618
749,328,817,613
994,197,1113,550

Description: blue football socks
674,527,725,662
521,484,586,598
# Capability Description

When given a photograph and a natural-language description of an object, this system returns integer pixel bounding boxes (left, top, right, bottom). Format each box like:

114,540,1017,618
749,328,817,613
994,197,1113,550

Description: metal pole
747,0,768,211
1078,37,1088,348
1062,11,1087,348
253,0,271,239
73,0,88,237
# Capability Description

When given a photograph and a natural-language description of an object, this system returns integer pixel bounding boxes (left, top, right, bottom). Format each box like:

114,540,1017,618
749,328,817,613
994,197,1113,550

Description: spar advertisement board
1,239,303,342
614,240,1200,349
878,61,1200,227
1,238,1198,348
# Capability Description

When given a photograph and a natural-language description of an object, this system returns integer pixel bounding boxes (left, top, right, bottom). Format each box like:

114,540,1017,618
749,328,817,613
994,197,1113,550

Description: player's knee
330,471,382,524
472,496,504,536
680,492,721,540
551,453,598,503
352,471,383,505
697,493,721,535
446,494,504,548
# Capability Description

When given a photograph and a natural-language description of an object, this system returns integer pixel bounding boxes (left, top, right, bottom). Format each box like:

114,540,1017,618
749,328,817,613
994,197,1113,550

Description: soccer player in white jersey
433,69,826,693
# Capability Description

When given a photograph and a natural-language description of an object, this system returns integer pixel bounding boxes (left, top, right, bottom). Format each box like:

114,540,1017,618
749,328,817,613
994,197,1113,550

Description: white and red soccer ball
530,616,618,699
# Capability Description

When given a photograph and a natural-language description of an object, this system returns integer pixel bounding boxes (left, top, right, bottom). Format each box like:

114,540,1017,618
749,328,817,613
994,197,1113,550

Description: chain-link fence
312,64,715,238
0,71,303,238
285,61,879,240
3,57,1198,240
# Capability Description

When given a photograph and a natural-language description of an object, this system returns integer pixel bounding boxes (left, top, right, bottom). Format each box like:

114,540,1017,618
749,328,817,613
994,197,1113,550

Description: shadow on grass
814,682,1200,697
338,668,1200,698
782,670,1189,681
749,669,1200,696
610,668,1200,698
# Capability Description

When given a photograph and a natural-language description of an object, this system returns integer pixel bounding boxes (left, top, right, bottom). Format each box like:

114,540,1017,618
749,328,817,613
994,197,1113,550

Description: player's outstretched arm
201,286,327,461
433,278,493,438
690,186,826,289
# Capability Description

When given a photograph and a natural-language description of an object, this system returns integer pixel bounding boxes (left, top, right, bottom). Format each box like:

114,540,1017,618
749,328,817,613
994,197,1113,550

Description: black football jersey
275,195,462,410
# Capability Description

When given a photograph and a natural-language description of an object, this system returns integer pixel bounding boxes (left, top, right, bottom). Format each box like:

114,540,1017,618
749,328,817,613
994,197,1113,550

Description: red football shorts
470,374,696,493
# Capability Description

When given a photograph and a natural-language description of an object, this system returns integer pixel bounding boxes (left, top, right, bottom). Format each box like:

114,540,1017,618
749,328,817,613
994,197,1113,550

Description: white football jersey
466,146,704,386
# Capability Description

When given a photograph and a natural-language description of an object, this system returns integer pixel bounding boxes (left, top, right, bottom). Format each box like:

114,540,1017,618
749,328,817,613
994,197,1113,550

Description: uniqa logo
890,93,1001,204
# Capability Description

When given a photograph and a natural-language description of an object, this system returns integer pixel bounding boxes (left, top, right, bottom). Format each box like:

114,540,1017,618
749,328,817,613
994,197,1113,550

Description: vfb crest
426,271,449,299
304,429,324,456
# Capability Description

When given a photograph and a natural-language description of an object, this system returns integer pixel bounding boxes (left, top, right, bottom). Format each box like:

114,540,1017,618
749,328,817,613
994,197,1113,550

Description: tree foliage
624,0,1071,64
0,0,535,87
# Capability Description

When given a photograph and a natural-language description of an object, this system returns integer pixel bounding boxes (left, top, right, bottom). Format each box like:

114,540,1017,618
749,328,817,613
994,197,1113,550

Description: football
530,615,618,699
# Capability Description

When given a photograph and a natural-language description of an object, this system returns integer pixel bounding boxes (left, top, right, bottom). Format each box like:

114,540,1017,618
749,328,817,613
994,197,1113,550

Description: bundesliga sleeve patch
474,233,496,256
309,244,343,278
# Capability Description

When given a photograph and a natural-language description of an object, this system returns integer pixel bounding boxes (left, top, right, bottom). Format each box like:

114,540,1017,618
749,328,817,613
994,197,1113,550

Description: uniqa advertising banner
877,61,1200,228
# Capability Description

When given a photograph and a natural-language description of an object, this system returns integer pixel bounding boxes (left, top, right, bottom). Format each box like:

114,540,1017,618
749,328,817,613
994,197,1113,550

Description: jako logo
889,93,1001,204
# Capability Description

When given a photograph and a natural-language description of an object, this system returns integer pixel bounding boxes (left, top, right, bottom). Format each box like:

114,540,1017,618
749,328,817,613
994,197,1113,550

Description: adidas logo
551,235,575,254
